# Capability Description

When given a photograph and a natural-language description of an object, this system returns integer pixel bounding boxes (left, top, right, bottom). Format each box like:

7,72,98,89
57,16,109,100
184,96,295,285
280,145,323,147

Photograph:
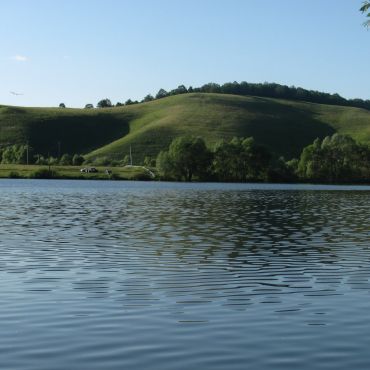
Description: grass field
0,164,154,180
1,93,370,163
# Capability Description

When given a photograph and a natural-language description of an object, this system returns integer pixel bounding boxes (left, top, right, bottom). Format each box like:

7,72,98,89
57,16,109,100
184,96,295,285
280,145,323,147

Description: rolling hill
1,93,370,163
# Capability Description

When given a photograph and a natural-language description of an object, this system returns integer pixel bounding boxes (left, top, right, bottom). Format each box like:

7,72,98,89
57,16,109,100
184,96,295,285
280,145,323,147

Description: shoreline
0,165,369,186
0,164,155,181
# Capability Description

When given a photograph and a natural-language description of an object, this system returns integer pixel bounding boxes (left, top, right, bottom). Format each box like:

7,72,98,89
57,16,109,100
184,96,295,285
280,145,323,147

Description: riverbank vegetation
0,164,153,180
156,134,370,184
0,133,369,184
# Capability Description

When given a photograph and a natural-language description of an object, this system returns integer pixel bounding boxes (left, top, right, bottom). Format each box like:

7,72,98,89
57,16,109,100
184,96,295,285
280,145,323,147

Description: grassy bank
0,164,154,180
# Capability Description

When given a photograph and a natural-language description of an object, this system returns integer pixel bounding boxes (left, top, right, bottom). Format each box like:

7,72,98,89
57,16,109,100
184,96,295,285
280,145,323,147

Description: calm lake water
0,180,369,370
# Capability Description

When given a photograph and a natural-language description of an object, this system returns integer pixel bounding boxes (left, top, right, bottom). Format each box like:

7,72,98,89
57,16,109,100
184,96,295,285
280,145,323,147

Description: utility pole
129,145,133,166
26,142,29,165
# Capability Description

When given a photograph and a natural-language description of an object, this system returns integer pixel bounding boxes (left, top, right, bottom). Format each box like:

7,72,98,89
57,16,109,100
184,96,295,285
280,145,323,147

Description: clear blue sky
1,0,369,107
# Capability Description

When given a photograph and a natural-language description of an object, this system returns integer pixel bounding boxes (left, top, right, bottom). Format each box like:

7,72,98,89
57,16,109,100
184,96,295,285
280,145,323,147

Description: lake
0,180,369,370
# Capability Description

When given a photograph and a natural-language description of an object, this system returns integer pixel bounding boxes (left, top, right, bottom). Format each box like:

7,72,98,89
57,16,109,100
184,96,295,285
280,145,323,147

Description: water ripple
0,180,369,369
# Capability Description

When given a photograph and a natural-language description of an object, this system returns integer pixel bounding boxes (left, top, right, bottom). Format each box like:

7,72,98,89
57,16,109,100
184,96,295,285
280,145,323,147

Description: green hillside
1,93,370,162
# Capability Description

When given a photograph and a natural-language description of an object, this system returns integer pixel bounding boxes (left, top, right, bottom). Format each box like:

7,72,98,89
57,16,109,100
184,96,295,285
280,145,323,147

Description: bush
9,171,20,178
30,168,58,179
72,154,85,166
59,153,73,165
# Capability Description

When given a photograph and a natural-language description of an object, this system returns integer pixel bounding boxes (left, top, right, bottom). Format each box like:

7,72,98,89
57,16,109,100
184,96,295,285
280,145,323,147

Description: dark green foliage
169,85,188,96
155,89,168,99
59,103,66,108
34,155,47,165
192,81,370,111
97,99,112,108
125,99,138,105
9,171,20,178
142,95,154,103
72,154,84,166
212,137,271,182
157,137,212,181
1,144,29,164
143,156,156,167
131,172,152,181
147,81,370,111
59,153,73,165
30,168,58,179
85,104,94,109
298,134,370,182
361,1,370,27
121,154,130,166
157,134,370,183
267,157,298,182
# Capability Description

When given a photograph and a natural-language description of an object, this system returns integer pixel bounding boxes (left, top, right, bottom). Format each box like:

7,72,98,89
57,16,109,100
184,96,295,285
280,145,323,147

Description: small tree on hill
85,103,94,109
142,94,154,103
97,99,112,108
155,89,168,99
59,103,66,108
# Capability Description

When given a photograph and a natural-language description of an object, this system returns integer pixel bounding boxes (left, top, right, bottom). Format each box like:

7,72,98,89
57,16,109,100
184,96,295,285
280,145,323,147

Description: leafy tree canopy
157,137,212,181
361,1,370,27
97,98,112,108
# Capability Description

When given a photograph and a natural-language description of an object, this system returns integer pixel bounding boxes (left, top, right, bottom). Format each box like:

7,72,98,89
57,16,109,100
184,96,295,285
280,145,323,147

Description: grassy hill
1,93,370,163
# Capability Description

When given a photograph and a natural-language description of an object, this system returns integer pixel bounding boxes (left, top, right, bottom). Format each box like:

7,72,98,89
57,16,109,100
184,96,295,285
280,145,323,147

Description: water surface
0,180,369,370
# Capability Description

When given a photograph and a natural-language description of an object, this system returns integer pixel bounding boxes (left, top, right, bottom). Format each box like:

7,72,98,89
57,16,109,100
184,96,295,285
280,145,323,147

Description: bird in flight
10,91,24,96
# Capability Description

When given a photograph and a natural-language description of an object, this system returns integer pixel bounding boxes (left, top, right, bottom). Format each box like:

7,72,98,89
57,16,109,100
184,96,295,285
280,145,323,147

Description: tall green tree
213,137,271,182
157,137,212,181
298,134,370,182
72,154,85,166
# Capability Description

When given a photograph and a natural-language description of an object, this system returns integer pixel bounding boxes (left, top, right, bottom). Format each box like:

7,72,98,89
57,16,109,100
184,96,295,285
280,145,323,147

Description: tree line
156,134,370,183
71,81,370,111
0,145,84,166
2,134,369,184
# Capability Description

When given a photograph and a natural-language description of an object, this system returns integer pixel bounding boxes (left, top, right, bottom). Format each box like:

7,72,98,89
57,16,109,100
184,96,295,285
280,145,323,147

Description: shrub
30,168,58,179
9,171,20,178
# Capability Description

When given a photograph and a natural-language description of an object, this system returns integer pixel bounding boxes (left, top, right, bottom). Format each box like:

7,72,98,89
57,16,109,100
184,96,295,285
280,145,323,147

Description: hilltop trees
97,99,112,108
136,81,370,111
156,89,168,99
142,94,154,102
